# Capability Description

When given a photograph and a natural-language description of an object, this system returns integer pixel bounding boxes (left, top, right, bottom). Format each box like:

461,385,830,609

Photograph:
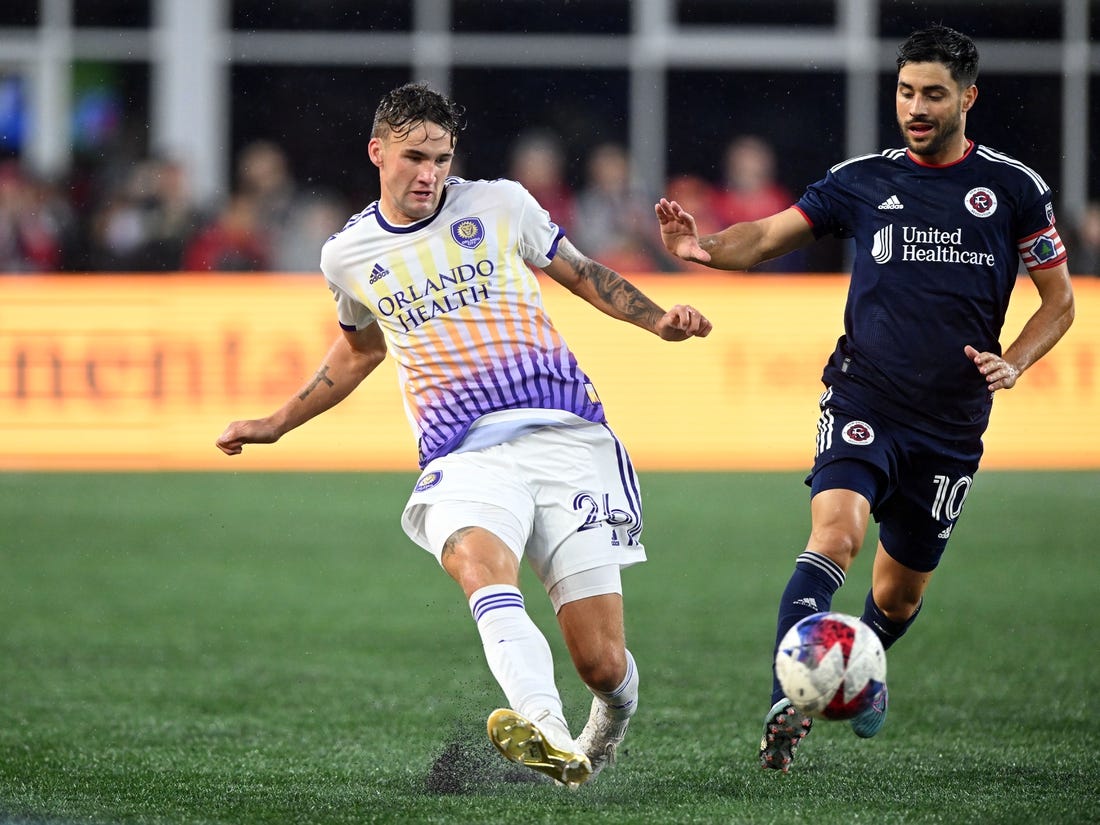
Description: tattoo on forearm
561,245,662,327
299,365,335,400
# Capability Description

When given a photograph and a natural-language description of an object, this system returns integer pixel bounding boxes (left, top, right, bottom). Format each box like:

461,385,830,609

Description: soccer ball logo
775,612,886,719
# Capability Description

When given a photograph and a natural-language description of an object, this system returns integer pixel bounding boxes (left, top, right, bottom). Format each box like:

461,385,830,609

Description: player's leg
553,572,638,778
864,543,931,649
851,437,978,739
431,513,592,786
762,435,886,771
401,456,590,786
523,422,645,779
437,519,564,727
847,545,931,739
771,483,872,702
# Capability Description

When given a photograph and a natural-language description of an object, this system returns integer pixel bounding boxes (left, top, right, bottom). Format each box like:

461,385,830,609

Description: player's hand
655,198,712,263
964,344,1019,392
656,304,713,341
215,419,281,455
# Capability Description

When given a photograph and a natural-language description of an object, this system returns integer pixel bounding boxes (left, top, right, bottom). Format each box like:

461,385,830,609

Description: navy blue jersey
795,141,1066,435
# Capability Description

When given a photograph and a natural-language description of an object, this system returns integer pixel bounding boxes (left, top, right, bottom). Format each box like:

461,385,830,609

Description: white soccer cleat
486,708,592,788
575,695,633,779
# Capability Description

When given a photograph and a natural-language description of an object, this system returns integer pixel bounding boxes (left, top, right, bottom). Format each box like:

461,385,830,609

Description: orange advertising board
0,273,1096,471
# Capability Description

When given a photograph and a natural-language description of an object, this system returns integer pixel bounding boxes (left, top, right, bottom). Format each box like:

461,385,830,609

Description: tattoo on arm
299,365,335,400
559,244,663,327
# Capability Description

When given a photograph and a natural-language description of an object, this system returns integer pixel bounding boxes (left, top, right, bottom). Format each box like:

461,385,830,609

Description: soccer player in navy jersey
655,24,1074,771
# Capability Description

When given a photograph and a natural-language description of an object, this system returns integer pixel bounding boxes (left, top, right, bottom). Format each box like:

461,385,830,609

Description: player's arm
655,199,814,271
964,262,1075,392
542,237,712,341
215,323,387,455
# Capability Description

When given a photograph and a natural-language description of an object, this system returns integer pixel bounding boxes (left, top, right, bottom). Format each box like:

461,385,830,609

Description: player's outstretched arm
216,324,387,455
654,198,711,263
655,199,814,272
963,262,1074,393
542,238,712,341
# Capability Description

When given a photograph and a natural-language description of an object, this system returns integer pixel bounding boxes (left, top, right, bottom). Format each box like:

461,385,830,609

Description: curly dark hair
897,25,979,88
371,82,467,146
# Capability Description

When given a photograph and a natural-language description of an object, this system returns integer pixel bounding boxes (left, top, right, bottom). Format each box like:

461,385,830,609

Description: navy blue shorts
805,388,984,573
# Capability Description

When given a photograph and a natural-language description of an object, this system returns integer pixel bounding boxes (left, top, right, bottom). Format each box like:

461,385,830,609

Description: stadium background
1,0,1098,471
2,5,1098,824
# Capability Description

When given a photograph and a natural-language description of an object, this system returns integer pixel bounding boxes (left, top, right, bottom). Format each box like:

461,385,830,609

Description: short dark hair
372,82,467,146
896,25,979,88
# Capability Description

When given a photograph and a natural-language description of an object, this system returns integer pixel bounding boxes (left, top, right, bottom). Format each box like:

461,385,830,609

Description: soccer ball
774,611,886,720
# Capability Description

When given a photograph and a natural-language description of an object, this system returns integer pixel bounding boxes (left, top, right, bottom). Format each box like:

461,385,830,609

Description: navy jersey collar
905,139,976,169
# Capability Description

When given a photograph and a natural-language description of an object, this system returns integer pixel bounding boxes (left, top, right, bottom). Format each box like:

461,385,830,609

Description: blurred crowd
2,133,1098,276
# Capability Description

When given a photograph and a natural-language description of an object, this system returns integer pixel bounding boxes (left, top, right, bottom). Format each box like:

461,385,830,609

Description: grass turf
1,471,1097,824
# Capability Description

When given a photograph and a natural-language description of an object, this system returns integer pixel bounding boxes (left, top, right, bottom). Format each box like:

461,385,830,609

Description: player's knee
574,646,627,692
884,596,921,623
872,586,922,622
440,527,519,593
807,524,863,564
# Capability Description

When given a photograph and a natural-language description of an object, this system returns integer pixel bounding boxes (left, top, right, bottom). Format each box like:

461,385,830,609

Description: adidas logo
937,525,953,539
793,597,819,610
877,195,904,210
369,262,389,284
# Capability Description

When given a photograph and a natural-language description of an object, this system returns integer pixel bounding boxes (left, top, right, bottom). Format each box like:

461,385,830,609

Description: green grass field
1,471,1097,825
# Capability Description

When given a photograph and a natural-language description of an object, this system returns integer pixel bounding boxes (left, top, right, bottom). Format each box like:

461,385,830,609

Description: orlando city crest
450,217,485,249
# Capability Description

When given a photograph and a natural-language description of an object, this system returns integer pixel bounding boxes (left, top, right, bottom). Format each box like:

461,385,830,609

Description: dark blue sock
771,551,846,704
860,589,922,651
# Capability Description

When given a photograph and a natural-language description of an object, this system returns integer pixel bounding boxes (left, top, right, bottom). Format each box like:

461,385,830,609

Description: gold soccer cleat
487,708,593,788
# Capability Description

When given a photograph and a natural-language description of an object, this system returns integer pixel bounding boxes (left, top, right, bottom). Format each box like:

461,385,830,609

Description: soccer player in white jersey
656,25,1074,771
216,82,712,787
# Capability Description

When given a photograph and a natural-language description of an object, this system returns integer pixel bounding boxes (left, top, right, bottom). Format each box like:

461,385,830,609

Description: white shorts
401,422,646,598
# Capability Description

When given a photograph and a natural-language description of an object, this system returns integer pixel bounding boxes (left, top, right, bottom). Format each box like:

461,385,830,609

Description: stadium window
230,0,411,32
879,0,1063,40
0,75,27,158
675,0,835,27
451,67,629,189
451,0,630,34
0,0,36,25
71,61,150,161
665,69,843,196
1092,76,1100,200
230,65,409,205
73,0,150,28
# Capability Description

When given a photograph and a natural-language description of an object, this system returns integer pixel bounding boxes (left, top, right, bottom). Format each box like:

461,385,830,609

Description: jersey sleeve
512,182,566,266
795,171,854,241
1015,188,1067,271
325,280,376,331
320,238,376,330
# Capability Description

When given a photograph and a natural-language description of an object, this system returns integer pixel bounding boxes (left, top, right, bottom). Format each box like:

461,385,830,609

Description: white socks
591,648,639,720
469,585,570,742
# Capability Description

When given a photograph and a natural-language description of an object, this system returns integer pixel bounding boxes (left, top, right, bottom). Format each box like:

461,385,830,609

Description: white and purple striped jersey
794,141,1067,434
320,177,606,467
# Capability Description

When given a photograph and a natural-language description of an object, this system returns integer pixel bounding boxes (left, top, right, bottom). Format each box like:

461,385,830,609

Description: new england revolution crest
450,217,485,249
